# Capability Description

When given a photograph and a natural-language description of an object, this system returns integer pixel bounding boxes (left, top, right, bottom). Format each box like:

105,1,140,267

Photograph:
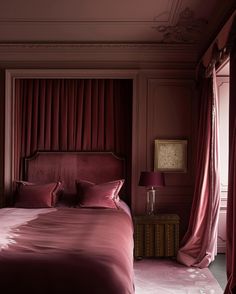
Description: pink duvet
0,206,134,294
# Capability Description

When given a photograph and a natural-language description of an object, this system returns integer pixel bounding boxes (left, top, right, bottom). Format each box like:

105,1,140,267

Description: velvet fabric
177,68,220,268
0,207,134,294
14,79,132,186
24,152,126,205
76,179,124,208
15,181,62,208
224,17,236,294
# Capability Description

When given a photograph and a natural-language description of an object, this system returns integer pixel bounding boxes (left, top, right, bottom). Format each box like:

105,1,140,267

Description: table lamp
139,171,164,215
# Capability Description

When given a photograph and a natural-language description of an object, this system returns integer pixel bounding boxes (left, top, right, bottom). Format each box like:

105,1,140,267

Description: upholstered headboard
24,151,126,198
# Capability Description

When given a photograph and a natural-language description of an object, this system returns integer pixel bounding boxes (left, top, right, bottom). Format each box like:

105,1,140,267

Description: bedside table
133,214,180,259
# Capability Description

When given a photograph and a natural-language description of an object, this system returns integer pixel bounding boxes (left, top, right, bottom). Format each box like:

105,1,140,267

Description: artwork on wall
154,139,187,172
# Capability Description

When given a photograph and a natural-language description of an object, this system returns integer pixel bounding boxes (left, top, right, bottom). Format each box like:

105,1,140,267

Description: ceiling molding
152,7,207,43
0,42,197,49
0,42,198,64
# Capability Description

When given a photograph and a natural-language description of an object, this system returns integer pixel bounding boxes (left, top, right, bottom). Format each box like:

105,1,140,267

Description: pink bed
0,152,134,294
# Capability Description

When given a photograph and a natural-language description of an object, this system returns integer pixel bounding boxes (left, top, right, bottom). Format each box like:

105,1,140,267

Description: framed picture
154,139,187,172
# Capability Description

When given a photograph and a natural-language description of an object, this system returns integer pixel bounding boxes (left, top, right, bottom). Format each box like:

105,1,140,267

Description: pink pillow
76,179,124,208
15,181,62,208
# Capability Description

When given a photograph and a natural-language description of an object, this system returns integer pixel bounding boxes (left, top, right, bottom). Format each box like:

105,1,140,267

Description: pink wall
132,76,197,239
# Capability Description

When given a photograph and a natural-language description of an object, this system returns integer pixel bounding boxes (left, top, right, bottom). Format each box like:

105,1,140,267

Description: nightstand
133,214,180,259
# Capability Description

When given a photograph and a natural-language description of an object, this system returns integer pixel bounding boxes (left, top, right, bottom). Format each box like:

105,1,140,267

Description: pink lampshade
139,171,164,187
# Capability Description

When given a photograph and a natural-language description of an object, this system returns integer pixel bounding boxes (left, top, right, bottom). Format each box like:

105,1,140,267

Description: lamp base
146,188,156,215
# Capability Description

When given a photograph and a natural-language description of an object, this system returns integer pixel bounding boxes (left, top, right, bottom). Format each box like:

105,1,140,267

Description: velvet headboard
24,151,126,200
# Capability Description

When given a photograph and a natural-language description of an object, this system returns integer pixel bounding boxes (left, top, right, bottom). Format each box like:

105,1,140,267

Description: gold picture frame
154,139,187,172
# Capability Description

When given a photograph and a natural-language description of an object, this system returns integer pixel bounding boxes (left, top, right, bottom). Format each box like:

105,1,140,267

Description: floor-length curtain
224,18,236,294
14,79,132,181
177,67,220,268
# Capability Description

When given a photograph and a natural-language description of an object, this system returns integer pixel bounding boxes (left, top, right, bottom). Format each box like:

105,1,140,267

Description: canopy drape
14,78,132,190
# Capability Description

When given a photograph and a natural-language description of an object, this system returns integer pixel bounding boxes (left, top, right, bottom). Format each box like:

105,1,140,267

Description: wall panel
138,78,196,238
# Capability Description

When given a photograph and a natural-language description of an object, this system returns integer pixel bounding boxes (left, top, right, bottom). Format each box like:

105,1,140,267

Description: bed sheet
0,205,134,294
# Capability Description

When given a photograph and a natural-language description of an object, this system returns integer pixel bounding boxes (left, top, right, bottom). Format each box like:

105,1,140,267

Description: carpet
134,259,223,294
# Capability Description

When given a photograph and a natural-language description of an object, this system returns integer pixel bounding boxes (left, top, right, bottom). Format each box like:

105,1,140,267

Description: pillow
15,181,63,208
76,179,124,208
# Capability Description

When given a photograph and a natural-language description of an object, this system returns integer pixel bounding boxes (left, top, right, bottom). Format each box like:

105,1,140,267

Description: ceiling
0,0,235,58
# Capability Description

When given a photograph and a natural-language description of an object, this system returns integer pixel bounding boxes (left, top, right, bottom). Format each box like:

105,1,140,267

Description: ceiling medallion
153,7,207,43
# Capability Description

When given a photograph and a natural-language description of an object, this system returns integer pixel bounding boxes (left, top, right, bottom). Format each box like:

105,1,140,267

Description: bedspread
0,207,134,294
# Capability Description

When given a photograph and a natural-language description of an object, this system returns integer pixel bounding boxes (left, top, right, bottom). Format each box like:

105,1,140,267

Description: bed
0,152,134,294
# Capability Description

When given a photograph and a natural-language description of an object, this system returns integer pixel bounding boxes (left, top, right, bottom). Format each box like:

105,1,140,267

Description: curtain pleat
75,80,84,150
38,80,46,150
98,81,105,149
25,81,33,156
52,80,60,150
105,80,114,150
14,78,132,180
114,81,123,154
67,80,75,150
31,80,39,153
83,80,92,150
91,80,98,150
177,69,220,268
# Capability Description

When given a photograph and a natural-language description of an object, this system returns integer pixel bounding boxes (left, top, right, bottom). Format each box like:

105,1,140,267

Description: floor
209,254,227,290
134,258,224,294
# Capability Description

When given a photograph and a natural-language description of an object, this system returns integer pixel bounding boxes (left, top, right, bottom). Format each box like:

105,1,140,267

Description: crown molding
0,42,198,66
0,42,197,50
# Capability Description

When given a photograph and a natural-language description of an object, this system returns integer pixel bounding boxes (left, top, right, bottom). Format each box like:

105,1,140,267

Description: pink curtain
224,17,236,294
14,79,132,181
177,67,220,268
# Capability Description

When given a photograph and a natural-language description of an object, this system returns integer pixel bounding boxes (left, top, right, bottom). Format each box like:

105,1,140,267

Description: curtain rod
200,10,236,68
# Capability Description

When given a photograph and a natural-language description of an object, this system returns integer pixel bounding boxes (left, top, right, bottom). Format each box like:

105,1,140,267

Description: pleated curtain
177,68,220,268
14,79,132,181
